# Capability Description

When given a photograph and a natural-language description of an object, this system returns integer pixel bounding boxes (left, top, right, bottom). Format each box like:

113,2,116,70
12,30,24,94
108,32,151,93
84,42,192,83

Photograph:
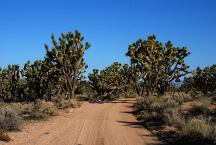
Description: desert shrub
0,107,22,131
76,93,103,103
134,96,162,122
26,100,57,121
34,100,57,115
164,99,179,108
211,95,216,103
134,96,180,124
182,118,211,137
172,93,193,104
70,99,81,108
171,94,184,104
0,131,11,142
8,103,33,115
179,117,215,145
164,108,185,128
183,95,193,102
135,96,161,111
189,101,211,115
53,96,81,109
124,92,139,98
212,126,216,143
137,110,162,123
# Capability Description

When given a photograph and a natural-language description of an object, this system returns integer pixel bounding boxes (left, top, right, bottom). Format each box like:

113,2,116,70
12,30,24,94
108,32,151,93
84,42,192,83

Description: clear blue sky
0,0,215,74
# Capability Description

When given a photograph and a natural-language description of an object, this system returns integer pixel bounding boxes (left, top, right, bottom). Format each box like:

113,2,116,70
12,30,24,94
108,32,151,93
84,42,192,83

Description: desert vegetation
129,36,216,145
0,31,215,145
0,30,88,141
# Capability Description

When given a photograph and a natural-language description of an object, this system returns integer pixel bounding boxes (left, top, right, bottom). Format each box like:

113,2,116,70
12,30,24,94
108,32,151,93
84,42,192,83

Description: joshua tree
88,62,133,98
45,31,90,99
126,35,190,96
183,65,216,95
22,60,57,101
0,65,20,101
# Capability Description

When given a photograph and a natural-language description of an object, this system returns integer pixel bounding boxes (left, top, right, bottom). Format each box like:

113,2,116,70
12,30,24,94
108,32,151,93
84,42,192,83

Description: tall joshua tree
126,35,190,96
45,31,90,99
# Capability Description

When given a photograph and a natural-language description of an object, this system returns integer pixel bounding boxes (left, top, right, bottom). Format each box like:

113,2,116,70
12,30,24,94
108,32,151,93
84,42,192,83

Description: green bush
0,107,22,131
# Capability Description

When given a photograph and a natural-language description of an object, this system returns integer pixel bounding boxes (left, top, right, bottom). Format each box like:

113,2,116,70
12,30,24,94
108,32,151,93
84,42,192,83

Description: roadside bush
172,94,193,104
212,126,216,143
70,99,81,108
77,94,100,103
53,97,81,109
172,94,184,104
138,110,162,123
179,117,215,145
8,103,33,115
134,96,160,112
211,95,216,103
34,100,57,115
164,108,185,128
189,101,211,115
0,107,22,131
26,100,57,121
0,131,11,142
134,95,216,145
135,96,180,124
124,92,139,98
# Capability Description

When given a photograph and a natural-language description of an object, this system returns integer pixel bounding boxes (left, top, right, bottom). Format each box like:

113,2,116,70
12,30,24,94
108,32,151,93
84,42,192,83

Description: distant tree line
0,31,215,102
0,31,90,102
182,65,216,95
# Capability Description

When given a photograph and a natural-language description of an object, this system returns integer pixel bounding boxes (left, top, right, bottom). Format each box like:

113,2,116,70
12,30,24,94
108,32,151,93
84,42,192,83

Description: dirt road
1,98,158,145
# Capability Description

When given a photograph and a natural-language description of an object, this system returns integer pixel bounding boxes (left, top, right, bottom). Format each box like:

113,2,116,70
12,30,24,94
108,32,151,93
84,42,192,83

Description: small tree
45,31,90,99
22,60,57,101
0,65,20,101
121,64,142,95
88,62,134,98
126,35,190,96
183,65,216,95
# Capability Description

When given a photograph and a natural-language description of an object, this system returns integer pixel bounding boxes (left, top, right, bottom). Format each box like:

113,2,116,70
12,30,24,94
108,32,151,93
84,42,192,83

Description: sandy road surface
1,98,159,145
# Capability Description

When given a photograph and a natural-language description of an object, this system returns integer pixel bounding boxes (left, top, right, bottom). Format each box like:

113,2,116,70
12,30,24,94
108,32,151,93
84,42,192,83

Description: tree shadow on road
117,120,144,129
107,99,133,104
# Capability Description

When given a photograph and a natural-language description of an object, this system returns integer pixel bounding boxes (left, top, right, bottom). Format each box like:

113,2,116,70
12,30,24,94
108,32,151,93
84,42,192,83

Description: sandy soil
1,98,159,145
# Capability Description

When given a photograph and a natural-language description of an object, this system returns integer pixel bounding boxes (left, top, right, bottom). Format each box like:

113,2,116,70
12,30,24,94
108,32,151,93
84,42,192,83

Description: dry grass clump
189,100,212,115
163,108,185,128
0,107,22,131
172,93,193,104
134,94,216,145
0,131,11,142
134,96,180,124
211,95,216,103
69,99,81,108
178,117,216,145
124,92,140,98
181,117,212,137
26,100,57,121
52,95,81,109
8,103,33,115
